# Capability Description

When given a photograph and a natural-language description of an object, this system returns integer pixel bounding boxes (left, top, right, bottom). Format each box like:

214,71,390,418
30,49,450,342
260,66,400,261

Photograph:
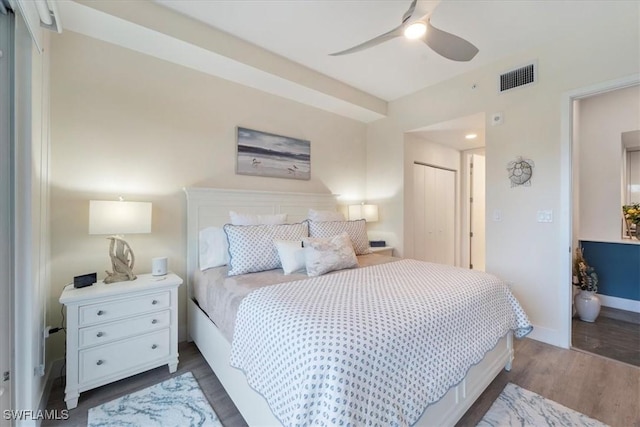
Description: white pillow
199,227,229,270
274,240,306,275
308,219,371,255
229,210,287,226
307,208,345,222
224,222,309,276
304,232,358,277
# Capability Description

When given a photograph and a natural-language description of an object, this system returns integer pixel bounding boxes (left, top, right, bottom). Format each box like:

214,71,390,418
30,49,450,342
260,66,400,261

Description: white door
413,163,456,265
0,10,12,425
470,154,486,271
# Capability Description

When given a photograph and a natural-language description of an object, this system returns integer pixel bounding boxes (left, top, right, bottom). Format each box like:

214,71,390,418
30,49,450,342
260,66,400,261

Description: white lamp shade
89,200,152,235
348,204,379,222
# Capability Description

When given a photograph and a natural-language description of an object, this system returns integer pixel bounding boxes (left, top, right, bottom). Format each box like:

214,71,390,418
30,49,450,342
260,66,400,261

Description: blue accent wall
579,241,640,301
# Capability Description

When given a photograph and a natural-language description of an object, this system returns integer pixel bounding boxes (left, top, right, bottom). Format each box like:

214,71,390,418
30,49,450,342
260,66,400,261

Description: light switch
537,210,553,223
492,210,502,222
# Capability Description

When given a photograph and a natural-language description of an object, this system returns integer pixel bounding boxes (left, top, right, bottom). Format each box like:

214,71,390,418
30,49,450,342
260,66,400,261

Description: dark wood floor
45,338,640,427
572,306,640,367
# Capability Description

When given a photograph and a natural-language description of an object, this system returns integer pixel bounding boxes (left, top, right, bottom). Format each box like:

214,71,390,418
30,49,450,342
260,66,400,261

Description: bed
184,187,531,426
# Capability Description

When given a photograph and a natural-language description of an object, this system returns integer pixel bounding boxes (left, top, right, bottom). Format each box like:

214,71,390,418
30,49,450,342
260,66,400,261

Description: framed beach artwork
236,127,311,180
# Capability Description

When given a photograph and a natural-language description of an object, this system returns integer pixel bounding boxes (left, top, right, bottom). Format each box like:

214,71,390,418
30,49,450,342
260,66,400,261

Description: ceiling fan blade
329,24,403,56
401,0,418,23
424,18,479,61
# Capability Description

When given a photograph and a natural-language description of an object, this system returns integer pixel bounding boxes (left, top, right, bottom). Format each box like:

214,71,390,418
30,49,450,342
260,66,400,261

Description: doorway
403,112,486,268
412,162,456,265
468,153,486,271
565,76,640,365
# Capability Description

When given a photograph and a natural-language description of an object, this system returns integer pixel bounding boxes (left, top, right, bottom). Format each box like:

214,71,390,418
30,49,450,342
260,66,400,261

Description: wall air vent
499,62,537,92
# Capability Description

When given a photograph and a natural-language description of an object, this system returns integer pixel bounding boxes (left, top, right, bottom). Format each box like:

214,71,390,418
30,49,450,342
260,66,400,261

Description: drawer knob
151,300,158,305
151,319,158,324
96,332,104,338
151,344,158,350
96,360,104,366
97,310,105,316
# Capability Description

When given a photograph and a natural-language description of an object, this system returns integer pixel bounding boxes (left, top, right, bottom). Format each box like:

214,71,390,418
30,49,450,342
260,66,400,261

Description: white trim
527,324,566,349
599,295,640,313
0,10,13,425
561,74,640,349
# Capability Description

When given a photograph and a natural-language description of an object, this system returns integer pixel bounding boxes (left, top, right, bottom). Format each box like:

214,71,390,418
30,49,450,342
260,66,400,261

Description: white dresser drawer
59,273,182,409
79,329,170,384
79,310,171,348
78,291,170,326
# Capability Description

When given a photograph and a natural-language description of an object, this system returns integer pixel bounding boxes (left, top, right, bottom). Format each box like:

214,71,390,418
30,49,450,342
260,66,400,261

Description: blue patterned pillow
224,222,309,276
308,219,371,255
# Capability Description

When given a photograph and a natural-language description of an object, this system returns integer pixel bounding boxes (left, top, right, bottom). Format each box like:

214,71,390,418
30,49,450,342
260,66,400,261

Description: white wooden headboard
183,187,337,297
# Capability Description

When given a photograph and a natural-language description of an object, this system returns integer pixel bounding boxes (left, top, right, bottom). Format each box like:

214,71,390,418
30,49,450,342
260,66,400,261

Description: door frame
461,149,486,270
560,73,640,348
0,8,14,424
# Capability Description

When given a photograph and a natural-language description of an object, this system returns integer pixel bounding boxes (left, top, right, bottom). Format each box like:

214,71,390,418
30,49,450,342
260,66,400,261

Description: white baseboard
526,324,569,349
599,294,640,313
36,358,65,426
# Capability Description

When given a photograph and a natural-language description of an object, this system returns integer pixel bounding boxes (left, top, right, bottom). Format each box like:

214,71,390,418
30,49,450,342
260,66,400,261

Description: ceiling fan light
404,21,426,40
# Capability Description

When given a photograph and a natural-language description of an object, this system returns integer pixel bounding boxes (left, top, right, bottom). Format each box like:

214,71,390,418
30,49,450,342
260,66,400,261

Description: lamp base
104,236,137,284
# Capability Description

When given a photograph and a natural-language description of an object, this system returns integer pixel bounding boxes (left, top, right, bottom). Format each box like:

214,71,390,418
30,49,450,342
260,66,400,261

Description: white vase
574,290,601,322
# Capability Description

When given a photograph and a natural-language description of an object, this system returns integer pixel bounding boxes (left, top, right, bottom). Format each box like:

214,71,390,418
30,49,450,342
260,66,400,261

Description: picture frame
236,127,311,180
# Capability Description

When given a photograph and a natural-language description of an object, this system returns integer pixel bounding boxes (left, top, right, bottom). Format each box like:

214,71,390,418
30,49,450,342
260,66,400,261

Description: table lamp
89,199,152,283
348,203,379,222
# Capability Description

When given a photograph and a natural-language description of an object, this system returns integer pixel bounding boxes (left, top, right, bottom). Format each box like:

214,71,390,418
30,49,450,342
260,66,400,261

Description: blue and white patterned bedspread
230,259,532,426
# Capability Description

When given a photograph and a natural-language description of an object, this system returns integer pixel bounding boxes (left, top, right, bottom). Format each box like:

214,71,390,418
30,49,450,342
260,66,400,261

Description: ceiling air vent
499,62,537,92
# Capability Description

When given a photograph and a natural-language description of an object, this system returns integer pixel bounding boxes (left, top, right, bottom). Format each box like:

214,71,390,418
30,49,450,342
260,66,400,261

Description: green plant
572,247,598,293
623,203,640,224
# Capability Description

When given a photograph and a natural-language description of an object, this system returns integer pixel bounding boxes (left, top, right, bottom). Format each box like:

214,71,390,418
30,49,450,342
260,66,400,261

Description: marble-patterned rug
477,383,608,427
87,372,222,427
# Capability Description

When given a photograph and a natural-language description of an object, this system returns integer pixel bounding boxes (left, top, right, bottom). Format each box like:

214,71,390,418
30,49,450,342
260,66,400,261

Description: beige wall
366,3,640,347
47,31,367,361
576,85,640,242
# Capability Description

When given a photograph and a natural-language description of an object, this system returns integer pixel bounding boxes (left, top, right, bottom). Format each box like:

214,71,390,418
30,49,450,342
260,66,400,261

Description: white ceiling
58,0,635,128
409,112,486,151
154,0,627,102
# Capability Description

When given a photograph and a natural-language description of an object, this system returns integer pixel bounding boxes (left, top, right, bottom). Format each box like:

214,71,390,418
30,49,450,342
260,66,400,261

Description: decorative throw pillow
308,219,371,255
224,222,309,276
274,240,306,275
304,232,358,277
307,208,345,222
199,227,229,270
229,210,287,226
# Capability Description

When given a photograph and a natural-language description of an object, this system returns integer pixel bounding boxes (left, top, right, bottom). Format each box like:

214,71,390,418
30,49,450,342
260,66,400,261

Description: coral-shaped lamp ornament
89,199,152,284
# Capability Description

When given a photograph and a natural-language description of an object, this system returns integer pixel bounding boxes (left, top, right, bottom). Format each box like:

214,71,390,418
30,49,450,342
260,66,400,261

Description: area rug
477,383,608,427
88,372,222,427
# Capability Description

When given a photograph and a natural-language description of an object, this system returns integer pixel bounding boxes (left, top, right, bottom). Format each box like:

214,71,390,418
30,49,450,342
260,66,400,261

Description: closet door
413,163,456,265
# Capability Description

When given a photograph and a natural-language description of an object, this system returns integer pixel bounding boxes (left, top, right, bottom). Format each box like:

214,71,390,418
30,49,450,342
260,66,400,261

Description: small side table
369,246,394,256
59,273,182,409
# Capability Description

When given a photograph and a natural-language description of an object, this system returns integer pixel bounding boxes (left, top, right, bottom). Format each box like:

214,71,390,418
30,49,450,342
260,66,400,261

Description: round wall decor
507,157,534,187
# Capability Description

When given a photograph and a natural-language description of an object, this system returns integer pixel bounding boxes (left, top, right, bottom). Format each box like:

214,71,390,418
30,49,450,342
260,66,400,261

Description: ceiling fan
329,0,478,62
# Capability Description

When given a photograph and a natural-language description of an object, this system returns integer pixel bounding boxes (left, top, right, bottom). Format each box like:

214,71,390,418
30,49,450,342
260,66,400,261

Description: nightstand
370,246,394,256
59,273,182,409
